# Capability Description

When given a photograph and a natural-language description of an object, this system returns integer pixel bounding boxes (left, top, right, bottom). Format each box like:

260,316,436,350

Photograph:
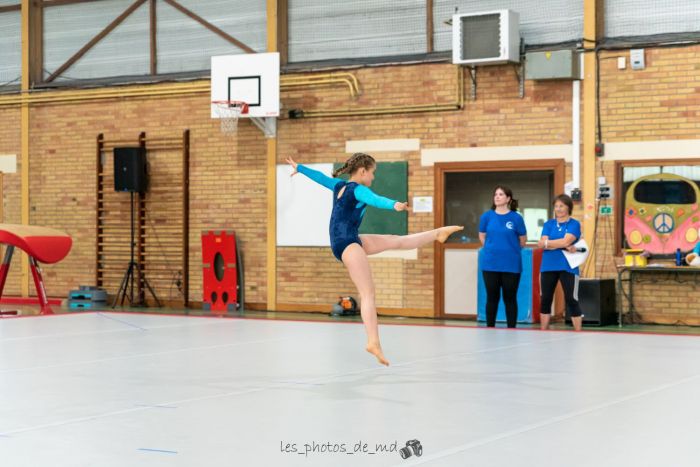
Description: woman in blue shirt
537,194,583,331
286,153,463,365
479,185,527,328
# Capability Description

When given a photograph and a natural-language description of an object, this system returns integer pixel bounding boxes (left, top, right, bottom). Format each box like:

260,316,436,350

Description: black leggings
482,271,521,328
540,271,582,317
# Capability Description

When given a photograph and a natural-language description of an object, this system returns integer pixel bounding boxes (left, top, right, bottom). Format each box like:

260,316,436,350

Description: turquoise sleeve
297,164,342,190
354,185,397,210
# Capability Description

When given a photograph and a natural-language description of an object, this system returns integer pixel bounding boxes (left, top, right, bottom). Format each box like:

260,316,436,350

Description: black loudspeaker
567,278,617,326
114,147,148,193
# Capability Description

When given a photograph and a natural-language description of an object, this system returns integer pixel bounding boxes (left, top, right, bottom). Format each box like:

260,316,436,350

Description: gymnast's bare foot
366,342,389,366
437,225,464,243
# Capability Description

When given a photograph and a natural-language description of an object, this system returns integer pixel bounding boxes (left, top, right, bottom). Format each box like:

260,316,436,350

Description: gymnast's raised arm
285,157,341,190
354,185,408,212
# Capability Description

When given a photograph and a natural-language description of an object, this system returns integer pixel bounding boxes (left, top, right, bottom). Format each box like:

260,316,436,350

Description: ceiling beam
29,0,43,86
45,0,147,82
276,0,288,64
149,0,157,74
163,0,255,53
0,4,21,13
43,0,104,7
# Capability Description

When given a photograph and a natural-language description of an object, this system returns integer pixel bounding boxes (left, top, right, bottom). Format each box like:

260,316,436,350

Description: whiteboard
276,163,333,246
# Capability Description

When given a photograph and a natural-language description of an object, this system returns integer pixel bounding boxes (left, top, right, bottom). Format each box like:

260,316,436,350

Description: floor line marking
0,317,227,342
0,336,297,373
398,372,700,466
133,404,178,409
137,448,178,454
0,335,579,436
95,312,148,331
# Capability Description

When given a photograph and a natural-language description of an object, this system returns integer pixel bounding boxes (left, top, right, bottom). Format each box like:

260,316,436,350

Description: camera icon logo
399,439,423,459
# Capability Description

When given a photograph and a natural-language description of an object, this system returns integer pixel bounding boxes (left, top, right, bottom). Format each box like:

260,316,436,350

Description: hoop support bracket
250,117,277,138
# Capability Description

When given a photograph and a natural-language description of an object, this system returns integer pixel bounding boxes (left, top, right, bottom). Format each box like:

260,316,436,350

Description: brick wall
0,94,269,305
276,63,572,314
594,46,700,325
0,107,21,295
600,47,700,141
1,45,699,323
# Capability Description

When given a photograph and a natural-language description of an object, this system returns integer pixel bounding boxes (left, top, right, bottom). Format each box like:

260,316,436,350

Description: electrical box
630,49,645,70
452,10,520,65
525,50,580,80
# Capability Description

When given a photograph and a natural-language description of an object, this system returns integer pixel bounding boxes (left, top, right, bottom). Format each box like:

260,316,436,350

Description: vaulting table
0,223,73,315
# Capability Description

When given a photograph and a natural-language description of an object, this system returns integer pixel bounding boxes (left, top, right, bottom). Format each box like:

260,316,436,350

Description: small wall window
633,180,696,205
444,170,554,243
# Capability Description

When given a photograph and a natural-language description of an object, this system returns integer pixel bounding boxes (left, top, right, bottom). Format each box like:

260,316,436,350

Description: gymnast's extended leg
359,225,464,255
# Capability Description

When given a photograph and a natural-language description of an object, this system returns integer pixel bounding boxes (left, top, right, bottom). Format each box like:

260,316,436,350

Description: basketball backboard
211,52,280,119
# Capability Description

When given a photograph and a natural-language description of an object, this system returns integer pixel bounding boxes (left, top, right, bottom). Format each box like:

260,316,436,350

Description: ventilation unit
452,10,520,65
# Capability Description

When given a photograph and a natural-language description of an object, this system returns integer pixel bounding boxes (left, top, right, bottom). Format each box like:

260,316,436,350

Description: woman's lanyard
555,218,570,236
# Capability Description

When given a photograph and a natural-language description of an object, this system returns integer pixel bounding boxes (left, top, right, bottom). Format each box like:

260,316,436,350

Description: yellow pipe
20,0,30,297
0,73,361,107
282,71,359,88
297,66,464,118
266,0,277,311
0,81,210,107
265,138,276,311
0,80,357,107
298,72,360,95
282,76,356,86
281,78,357,98
281,72,360,97
301,103,461,118
581,0,602,278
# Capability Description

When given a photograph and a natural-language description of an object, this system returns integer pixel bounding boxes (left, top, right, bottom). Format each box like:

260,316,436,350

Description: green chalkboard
333,161,408,235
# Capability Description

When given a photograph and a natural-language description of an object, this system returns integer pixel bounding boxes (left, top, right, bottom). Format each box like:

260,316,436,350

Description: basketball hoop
212,100,249,134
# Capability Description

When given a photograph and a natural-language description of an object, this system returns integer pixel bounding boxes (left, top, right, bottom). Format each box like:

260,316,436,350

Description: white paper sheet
562,239,589,269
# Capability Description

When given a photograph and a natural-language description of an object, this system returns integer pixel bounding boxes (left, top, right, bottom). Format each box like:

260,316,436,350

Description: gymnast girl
286,153,463,366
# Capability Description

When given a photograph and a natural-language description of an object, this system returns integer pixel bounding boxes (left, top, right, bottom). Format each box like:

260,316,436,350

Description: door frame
434,159,565,318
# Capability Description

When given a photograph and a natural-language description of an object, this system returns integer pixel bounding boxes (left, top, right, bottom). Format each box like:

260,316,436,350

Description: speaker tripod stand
112,191,161,308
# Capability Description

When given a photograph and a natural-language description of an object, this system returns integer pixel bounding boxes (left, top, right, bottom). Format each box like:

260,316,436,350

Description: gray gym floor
1,312,699,466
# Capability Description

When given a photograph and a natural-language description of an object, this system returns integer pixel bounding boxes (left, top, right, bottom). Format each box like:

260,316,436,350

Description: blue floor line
137,448,178,454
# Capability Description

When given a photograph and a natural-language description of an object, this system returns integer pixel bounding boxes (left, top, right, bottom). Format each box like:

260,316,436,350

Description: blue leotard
297,164,398,261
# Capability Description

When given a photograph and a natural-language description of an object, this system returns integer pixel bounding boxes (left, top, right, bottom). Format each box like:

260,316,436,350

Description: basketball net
212,101,249,134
